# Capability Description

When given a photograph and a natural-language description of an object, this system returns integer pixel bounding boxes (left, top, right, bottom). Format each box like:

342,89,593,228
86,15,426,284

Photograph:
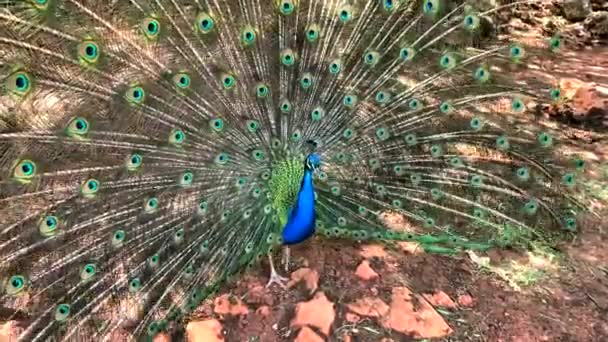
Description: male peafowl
0,0,590,340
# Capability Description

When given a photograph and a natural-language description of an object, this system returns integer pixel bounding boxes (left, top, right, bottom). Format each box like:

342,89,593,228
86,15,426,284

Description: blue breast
281,169,316,245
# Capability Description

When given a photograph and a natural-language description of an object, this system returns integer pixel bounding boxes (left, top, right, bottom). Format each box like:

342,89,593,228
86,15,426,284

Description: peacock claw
265,269,289,289
266,252,289,289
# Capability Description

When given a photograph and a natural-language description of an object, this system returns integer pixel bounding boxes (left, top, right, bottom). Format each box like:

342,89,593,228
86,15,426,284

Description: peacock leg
282,246,290,273
265,252,289,289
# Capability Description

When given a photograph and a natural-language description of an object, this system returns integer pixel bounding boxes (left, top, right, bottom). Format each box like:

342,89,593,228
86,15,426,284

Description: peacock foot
266,252,289,289
265,268,289,289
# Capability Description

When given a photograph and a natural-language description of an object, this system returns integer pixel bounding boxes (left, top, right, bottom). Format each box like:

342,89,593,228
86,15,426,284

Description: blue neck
281,168,316,245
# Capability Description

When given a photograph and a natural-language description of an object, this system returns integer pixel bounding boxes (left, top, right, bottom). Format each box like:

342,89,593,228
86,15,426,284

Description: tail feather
0,0,590,340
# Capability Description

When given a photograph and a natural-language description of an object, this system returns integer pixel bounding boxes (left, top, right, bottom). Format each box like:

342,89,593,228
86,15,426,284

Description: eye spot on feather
363,51,380,66
39,215,59,236
563,216,577,231
300,73,313,89
343,94,357,108
430,144,443,157
55,304,71,322
81,179,100,198
463,14,480,31
112,230,126,248
496,135,510,150
6,275,26,295
241,26,256,46
79,40,100,65
13,159,37,183
338,5,354,23
256,83,269,98
280,99,292,113
305,24,320,42
516,167,530,181
196,12,215,34
209,118,224,132
281,49,296,66
561,173,576,187
511,97,525,113
7,71,33,97
375,127,390,141
279,0,295,15
311,107,325,121
549,35,561,52
215,153,229,165
404,133,417,146
170,129,186,146
328,59,342,75
523,200,538,215
145,197,159,214
142,17,161,39
125,85,145,105
537,132,553,147
383,0,398,12
439,101,453,114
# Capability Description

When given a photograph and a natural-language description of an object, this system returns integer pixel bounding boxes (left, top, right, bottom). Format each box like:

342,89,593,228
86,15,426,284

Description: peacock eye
329,59,342,74
7,71,33,96
81,178,100,198
311,107,325,121
55,304,71,322
300,73,313,89
305,24,320,42
338,5,354,23
363,51,380,66
78,40,100,64
173,72,191,89
280,49,296,66
196,12,215,34
280,99,292,113
241,26,256,45
256,83,269,97
279,0,295,15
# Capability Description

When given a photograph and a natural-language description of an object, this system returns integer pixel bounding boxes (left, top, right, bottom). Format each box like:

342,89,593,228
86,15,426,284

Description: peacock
0,0,591,340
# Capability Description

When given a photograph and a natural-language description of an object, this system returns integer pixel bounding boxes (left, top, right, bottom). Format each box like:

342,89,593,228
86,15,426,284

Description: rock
246,283,274,306
458,294,475,307
294,326,324,342
347,297,390,318
153,333,171,342
382,287,453,339
585,11,608,37
423,291,457,309
355,260,379,281
256,305,271,318
186,319,224,342
287,268,319,294
213,294,249,317
0,321,23,341
560,0,592,21
345,312,361,323
291,292,335,336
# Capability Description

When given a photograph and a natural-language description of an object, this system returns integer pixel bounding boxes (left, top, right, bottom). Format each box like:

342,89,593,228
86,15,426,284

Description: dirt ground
181,212,607,342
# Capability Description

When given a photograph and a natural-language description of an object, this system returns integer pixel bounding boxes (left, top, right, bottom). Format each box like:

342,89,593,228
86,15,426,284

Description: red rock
345,312,361,323
213,294,249,316
457,294,474,307
423,291,457,309
291,292,335,336
0,321,23,341
287,268,319,294
256,305,271,318
294,326,324,342
355,260,379,281
347,297,390,318
186,319,224,342
246,283,274,306
382,287,452,339
359,244,388,259
153,333,171,342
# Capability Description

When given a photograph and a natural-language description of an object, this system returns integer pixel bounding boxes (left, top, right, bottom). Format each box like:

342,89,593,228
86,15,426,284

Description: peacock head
305,154,321,171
